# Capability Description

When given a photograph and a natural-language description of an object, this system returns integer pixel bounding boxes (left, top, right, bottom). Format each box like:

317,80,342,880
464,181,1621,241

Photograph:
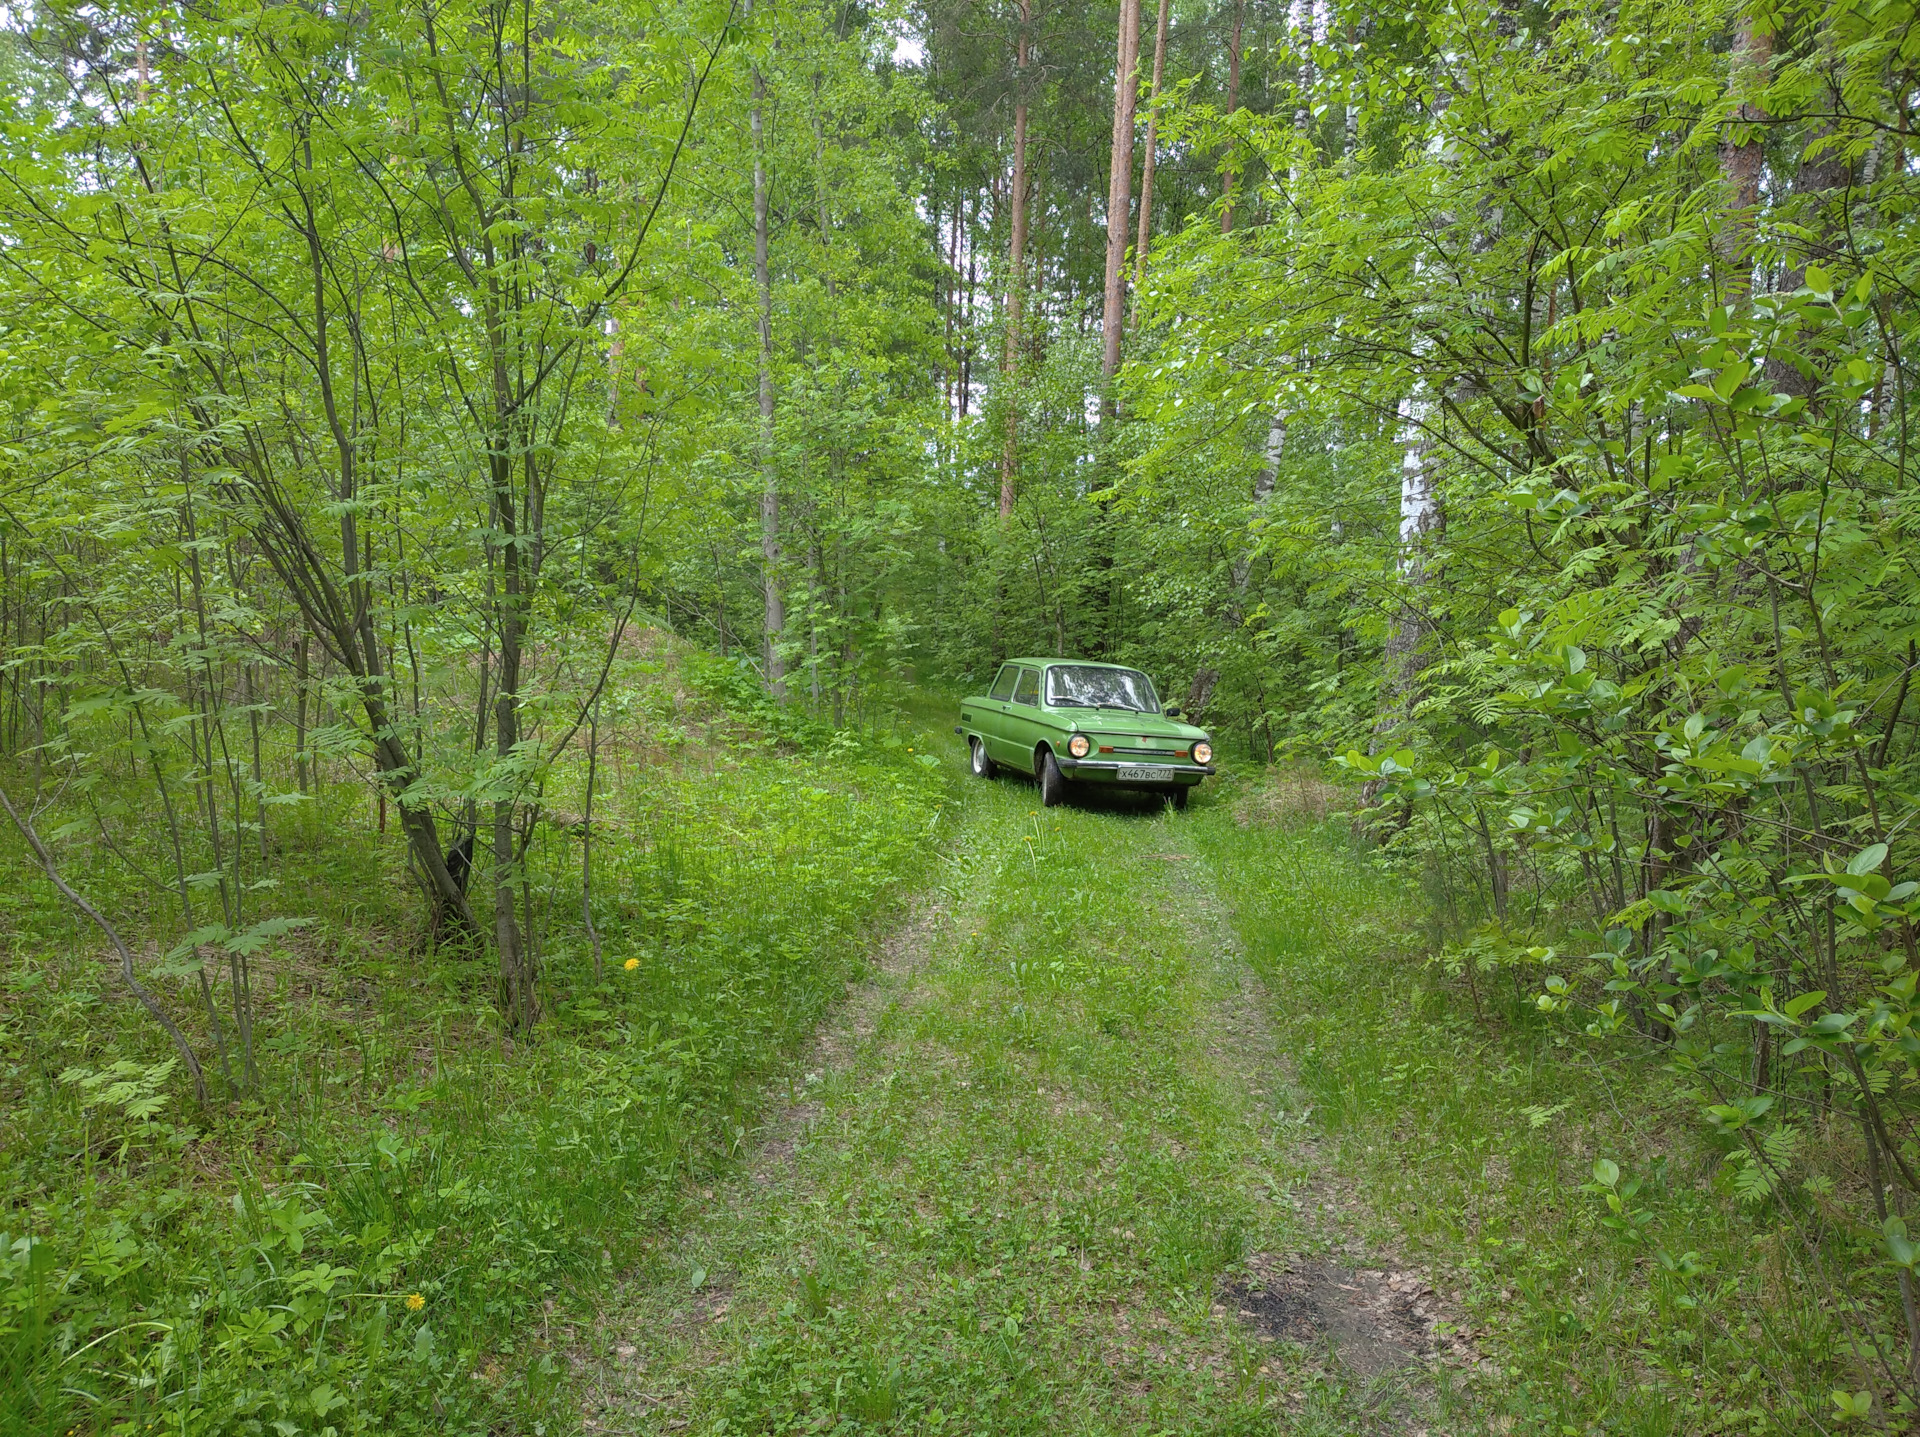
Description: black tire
1168,785,1190,811
1038,749,1065,807
970,736,997,779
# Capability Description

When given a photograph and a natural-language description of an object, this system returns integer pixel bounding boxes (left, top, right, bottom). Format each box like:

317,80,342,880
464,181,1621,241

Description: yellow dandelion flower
624,957,640,971
405,1293,426,1312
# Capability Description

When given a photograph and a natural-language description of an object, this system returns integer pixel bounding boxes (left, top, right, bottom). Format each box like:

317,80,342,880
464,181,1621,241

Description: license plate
1116,765,1167,782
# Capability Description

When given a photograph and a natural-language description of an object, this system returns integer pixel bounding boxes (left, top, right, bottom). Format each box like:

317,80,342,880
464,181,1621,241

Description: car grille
1107,746,1183,758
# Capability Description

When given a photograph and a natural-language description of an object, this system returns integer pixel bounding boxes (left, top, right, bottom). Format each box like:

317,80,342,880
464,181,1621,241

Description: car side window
989,665,1018,701
1012,667,1040,706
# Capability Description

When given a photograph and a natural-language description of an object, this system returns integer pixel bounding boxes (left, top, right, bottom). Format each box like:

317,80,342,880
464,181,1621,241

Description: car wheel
970,737,997,779
1038,749,1065,807
1168,786,1190,811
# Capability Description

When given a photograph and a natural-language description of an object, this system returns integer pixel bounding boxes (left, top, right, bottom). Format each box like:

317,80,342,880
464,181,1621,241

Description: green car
954,658,1216,808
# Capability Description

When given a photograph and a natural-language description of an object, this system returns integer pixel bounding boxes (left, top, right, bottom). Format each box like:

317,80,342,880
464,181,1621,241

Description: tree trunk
1373,388,1441,743
489,433,536,1030
1717,9,1772,302
1000,0,1033,520
244,663,268,860
811,71,835,301
1134,0,1170,286
1292,0,1317,160
945,198,960,420
1221,0,1244,233
752,49,786,698
293,631,310,795
962,193,976,415
582,693,603,982
1229,415,1287,600
1100,0,1141,415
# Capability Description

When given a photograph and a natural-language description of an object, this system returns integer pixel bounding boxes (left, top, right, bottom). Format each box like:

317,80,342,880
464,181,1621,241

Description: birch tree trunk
752,46,786,697
1292,0,1317,163
1230,416,1288,599
1366,48,1453,787
1373,388,1441,743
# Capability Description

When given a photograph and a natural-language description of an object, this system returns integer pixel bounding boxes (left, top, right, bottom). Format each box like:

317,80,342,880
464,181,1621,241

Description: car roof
1001,658,1144,669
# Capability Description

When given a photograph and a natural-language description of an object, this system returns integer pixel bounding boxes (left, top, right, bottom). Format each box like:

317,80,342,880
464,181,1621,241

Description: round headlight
1192,740,1214,765
1068,733,1091,759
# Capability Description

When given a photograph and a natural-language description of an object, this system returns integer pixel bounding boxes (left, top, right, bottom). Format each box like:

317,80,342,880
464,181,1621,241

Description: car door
973,663,1018,761
1004,665,1043,772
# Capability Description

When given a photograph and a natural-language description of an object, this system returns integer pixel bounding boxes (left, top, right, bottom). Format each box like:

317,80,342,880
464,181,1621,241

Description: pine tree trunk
1134,0,1170,286
1717,9,1771,302
1100,0,1141,415
1000,0,1032,520
1221,0,1243,233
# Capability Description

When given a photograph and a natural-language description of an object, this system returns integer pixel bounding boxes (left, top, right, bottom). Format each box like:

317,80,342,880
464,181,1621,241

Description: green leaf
1847,843,1888,877
1831,1388,1873,1420
1712,360,1751,400
1783,990,1826,1020
1886,1217,1919,1271
223,915,314,955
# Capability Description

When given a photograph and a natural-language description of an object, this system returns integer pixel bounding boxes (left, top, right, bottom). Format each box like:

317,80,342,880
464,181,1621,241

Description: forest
3,0,1919,1429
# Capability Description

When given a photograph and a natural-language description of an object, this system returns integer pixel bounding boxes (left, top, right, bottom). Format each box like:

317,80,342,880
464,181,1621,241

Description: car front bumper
1056,757,1215,781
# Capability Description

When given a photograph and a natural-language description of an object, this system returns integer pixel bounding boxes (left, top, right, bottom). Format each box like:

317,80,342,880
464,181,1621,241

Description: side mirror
1165,705,1182,717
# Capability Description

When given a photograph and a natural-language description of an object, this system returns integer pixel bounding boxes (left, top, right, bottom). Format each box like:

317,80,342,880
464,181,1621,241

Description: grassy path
580,744,1469,1435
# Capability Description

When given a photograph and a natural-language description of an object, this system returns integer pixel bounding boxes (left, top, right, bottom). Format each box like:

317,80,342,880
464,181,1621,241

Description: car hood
1056,710,1208,742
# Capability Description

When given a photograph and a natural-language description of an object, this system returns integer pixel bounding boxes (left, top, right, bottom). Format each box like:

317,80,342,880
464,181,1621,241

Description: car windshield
1046,665,1159,713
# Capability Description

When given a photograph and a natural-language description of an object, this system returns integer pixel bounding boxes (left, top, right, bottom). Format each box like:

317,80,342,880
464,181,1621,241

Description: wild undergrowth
0,656,951,1437
1195,772,1885,1436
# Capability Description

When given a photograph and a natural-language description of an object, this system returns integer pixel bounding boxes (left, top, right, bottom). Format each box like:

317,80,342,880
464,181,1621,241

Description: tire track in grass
580,756,1477,1435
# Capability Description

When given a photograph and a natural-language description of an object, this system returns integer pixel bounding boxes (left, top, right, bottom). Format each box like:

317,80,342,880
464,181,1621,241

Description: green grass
0,655,949,1437
582,746,1474,1435
1190,781,1872,1436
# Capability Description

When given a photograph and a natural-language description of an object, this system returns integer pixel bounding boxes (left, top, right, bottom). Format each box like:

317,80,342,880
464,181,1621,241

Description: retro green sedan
954,658,1216,808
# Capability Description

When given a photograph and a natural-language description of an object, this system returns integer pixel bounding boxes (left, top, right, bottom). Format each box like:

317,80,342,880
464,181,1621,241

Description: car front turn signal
1192,740,1213,765
1068,733,1092,759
